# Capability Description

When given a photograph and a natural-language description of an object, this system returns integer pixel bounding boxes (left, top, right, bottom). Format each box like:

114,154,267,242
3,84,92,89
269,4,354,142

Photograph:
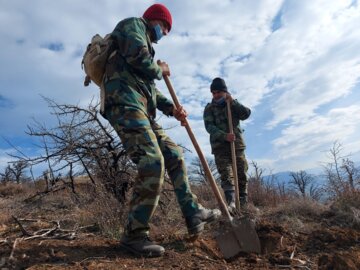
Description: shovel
226,98,240,211
162,73,261,259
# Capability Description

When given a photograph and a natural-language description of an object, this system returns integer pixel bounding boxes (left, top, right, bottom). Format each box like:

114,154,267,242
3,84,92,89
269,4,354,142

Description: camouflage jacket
103,17,173,119
203,99,251,153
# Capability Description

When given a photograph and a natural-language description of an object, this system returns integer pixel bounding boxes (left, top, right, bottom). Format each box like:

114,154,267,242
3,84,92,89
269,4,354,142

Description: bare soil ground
0,184,359,270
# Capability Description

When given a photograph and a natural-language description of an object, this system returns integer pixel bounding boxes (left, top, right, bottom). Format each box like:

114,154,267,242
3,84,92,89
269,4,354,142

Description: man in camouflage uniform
203,78,251,212
102,4,220,257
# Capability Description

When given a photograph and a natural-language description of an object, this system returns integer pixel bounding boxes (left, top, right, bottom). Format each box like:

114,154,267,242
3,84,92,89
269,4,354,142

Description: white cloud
271,105,360,169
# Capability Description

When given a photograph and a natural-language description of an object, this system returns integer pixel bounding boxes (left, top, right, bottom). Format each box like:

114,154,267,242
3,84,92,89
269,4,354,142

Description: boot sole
120,242,165,258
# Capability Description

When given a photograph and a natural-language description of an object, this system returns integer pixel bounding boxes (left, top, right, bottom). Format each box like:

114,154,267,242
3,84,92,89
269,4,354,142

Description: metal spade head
215,217,261,259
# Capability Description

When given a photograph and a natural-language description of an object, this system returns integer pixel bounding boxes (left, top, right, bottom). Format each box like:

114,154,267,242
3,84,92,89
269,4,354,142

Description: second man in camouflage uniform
203,77,251,212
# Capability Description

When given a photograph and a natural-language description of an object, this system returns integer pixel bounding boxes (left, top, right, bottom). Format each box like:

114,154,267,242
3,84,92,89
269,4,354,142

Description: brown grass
326,190,360,229
0,198,12,229
248,180,288,208
2,177,359,239
0,182,34,198
261,197,327,232
147,181,221,238
330,190,360,210
74,185,127,239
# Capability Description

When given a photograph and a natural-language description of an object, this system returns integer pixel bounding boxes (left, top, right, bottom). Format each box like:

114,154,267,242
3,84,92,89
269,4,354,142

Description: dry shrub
74,185,127,239
75,178,190,239
273,198,326,218
330,190,360,210
248,179,288,207
263,198,327,231
326,190,360,229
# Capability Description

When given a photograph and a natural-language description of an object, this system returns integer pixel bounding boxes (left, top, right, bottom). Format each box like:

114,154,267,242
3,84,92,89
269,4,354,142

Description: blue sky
1,0,360,176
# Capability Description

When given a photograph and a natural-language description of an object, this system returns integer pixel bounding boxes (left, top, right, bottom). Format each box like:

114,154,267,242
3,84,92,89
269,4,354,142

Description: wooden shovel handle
226,99,240,211
163,75,232,221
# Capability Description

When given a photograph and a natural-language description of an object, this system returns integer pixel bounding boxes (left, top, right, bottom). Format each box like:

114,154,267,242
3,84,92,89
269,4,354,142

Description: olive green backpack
81,33,115,87
81,34,116,114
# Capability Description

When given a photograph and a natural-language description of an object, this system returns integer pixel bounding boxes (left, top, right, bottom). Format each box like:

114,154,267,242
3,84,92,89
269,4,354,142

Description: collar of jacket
136,17,155,58
140,17,155,42
211,99,226,107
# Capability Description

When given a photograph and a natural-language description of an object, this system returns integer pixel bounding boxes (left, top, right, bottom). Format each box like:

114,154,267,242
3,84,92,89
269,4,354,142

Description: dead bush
330,190,360,211
263,198,327,231
74,185,127,239
248,181,285,207
325,190,360,229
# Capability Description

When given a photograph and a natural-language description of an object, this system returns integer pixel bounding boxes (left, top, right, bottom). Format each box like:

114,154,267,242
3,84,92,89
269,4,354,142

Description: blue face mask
213,96,226,105
153,24,163,42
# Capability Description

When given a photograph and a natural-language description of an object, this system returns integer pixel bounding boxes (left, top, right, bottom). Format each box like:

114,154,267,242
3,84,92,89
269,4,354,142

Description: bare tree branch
5,97,136,203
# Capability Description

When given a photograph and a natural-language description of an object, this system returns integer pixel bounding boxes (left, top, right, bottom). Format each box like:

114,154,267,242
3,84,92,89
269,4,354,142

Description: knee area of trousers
166,150,185,168
139,155,164,174
168,158,186,173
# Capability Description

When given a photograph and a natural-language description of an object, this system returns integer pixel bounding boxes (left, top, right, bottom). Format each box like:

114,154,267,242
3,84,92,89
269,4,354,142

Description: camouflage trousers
105,106,200,237
213,145,248,198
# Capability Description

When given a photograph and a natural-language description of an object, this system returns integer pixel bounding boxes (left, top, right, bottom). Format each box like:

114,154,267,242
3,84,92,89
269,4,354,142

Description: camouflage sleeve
112,18,162,80
232,99,251,120
203,105,227,141
156,88,174,116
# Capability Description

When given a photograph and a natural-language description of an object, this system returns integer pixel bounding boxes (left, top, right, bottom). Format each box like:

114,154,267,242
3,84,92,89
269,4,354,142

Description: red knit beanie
143,3,172,31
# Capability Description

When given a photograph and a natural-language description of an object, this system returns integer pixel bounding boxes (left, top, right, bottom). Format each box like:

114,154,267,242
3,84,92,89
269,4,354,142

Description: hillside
0,181,359,269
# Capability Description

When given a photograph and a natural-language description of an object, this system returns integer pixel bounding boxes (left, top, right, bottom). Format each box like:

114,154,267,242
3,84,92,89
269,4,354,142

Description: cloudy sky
1,0,360,176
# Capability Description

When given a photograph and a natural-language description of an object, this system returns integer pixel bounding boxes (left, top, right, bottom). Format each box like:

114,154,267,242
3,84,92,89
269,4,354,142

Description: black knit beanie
210,77,228,92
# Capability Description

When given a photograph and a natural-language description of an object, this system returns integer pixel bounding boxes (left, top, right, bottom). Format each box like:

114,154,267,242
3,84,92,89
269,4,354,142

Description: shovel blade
216,217,261,259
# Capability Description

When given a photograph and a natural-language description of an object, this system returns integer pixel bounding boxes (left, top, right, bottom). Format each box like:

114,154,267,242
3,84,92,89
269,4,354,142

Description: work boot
224,190,235,205
185,208,221,235
120,234,165,257
224,190,236,214
240,194,248,209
